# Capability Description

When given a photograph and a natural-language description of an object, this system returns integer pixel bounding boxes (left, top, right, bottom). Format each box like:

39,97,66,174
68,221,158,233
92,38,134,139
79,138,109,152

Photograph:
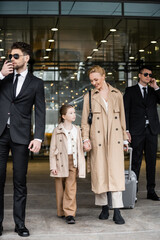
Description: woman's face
89,72,105,90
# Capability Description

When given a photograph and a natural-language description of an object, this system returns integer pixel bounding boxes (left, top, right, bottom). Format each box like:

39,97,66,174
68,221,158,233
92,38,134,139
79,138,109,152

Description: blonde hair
88,65,106,76
59,104,74,123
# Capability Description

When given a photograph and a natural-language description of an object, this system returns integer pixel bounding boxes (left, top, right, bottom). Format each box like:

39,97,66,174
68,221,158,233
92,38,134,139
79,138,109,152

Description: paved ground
1,157,160,240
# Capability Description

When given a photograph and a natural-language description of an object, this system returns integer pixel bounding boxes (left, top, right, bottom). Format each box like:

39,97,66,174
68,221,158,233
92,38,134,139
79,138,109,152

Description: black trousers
131,126,157,193
0,127,29,225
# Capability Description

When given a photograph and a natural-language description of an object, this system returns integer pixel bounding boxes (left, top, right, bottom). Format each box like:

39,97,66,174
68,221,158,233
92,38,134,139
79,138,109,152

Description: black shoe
66,216,75,224
113,209,125,224
147,192,160,201
15,224,30,237
0,223,3,236
99,205,109,220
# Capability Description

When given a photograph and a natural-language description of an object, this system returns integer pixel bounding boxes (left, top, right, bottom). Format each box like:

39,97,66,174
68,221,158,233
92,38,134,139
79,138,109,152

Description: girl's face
62,107,76,123
89,72,105,90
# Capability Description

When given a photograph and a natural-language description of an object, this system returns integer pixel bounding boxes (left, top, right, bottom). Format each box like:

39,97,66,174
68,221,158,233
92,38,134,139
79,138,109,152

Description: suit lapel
16,72,32,98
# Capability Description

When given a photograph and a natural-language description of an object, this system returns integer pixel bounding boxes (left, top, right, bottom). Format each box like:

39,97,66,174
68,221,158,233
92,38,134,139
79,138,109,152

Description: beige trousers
55,155,77,217
95,192,124,208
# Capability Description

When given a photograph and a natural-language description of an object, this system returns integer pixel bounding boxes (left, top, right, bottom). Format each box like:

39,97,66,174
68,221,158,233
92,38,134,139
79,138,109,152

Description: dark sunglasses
9,54,24,60
140,73,152,77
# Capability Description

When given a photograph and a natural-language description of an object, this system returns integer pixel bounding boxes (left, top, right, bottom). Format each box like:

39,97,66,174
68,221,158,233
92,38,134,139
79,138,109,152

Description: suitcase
108,147,137,209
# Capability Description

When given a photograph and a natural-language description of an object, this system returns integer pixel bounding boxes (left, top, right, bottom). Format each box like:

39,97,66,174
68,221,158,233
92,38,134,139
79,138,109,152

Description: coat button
99,144,101,146
60,152,62,155
60,139,62,142
118,141,120,144
61,165,63,167
116,128,118,131
115,116,117,119
97,117,99,119
98,131,100,133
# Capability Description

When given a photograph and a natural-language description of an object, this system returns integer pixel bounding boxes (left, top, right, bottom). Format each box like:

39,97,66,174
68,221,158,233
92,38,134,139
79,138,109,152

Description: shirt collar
138,82,148,90
14,68,28,79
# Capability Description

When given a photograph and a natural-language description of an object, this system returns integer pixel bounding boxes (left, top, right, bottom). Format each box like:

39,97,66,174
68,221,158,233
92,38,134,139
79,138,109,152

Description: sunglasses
140,73,152,77
9,54,24,60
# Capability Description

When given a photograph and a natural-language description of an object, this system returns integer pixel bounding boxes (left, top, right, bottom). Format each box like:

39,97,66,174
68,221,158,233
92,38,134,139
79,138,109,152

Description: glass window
0,1,59,15
61,1,121,16
124,3,160,17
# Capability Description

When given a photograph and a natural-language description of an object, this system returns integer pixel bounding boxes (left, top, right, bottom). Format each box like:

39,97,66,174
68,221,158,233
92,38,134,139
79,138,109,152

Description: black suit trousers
131,126,157,193
0,127,29,225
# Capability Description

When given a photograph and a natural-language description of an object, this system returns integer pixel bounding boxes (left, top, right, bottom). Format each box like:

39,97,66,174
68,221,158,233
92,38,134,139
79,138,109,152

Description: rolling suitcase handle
128,147,133,180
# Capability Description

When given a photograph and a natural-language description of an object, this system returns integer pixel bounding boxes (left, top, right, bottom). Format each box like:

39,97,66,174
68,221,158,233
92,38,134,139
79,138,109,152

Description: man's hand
149,78,159,90
1,60,13,76
28,139,41,153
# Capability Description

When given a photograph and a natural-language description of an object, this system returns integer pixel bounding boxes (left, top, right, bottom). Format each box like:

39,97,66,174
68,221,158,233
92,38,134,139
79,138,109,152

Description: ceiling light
151,40,157,44
0,48,4,51
129,56,135,60
93,49,98,52
110,29,117,32
139,49,144,52
48,39,54,42
0,39,2,42
71,76,75,79
101,40,107,43
51,28,58,31
87,56,92,59
1,56,5,59
107,72,112,75
46,48,51,51
43,56,49,59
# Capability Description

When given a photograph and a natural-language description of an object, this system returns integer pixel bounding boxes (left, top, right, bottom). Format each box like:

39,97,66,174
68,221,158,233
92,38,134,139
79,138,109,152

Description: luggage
108,147,137,209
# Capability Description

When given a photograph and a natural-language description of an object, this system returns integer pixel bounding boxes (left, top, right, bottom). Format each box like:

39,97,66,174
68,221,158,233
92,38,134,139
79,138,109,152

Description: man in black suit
124,66,160,201
0,42,45,236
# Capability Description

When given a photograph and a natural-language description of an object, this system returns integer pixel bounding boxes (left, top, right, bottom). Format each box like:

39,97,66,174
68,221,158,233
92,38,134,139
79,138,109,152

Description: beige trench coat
81,83,128,194
50,123,86,178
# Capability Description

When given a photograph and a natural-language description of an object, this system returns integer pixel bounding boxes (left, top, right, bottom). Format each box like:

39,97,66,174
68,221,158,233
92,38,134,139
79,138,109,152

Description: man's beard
13,62,25,70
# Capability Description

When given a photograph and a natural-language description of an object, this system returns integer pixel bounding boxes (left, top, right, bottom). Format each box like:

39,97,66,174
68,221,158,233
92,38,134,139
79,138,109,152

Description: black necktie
142,87,147,101
13,74,20,97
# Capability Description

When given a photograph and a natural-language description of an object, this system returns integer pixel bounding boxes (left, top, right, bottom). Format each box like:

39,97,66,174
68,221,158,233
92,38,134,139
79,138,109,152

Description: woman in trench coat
81,65,128,224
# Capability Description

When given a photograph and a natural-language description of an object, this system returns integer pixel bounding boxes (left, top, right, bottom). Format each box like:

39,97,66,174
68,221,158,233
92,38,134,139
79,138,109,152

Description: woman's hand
124,144,128,152
51,169,58,175
83,140,92,152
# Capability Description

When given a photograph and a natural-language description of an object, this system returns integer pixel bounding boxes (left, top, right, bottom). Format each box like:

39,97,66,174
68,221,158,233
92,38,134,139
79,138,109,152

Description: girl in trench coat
81,65,128,224
50,104,86,224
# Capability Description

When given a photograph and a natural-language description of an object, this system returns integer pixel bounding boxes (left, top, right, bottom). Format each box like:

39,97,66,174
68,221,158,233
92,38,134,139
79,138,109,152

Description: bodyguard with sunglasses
0,42,45,236
124,66,160,201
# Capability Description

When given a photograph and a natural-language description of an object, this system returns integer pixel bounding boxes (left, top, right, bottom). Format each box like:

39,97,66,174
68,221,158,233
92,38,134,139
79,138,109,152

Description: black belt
6,124,10,128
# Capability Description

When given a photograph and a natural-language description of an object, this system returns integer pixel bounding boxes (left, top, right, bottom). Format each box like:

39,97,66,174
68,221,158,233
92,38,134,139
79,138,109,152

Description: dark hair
11,42,32,57
139,65,152,73
59,104,74,123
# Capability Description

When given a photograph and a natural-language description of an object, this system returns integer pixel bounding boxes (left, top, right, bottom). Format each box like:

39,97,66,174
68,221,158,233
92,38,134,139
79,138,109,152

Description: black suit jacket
0,72,45,145
123,84,160,135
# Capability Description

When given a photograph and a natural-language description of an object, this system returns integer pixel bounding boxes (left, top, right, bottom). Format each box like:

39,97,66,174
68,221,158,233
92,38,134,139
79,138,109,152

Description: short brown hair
59,104,74,123
11,42,31,57
88,65,106,76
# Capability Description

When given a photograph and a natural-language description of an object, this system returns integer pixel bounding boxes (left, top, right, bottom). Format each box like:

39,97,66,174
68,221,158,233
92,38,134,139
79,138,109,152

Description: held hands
28,139,42,153
83,139,92,152
51,169,58,175
1,60,13,76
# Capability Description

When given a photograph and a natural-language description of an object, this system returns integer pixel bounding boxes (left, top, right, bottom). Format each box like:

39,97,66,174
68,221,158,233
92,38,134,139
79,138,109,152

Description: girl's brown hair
88,65,106,76
59,104,74,123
